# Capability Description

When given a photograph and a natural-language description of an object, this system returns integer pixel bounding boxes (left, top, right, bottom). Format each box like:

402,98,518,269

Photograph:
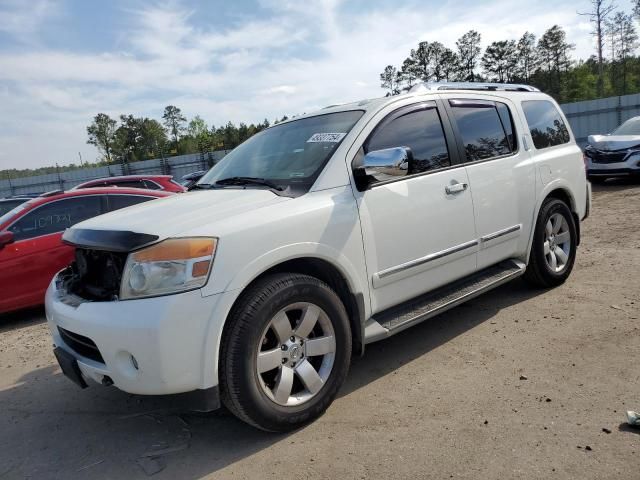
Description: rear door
442,95,536,269
0,195,104,312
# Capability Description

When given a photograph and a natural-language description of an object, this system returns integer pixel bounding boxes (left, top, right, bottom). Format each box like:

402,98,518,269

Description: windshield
198,110,364,193
612,118,640,136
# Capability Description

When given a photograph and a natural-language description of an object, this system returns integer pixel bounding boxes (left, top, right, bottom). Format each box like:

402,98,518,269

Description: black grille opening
66,249,127,301
58,327,104,363
586,148,628,164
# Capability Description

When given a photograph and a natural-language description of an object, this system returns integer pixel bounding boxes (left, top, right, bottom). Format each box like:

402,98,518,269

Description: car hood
587,134,640,151
72,189,290,241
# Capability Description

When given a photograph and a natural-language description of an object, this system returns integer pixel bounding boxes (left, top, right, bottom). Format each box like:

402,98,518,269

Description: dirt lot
1,181,639,480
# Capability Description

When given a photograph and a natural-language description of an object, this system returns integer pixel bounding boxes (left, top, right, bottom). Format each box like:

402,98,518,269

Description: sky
0,0,635,170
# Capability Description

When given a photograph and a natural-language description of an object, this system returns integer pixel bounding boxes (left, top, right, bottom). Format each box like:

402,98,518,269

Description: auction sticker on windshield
307,133,347,143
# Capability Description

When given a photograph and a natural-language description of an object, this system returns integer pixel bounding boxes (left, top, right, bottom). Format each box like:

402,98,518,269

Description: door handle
445,182,468,195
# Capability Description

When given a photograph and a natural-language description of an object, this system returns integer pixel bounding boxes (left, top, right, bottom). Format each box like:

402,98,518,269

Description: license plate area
54,347,88,389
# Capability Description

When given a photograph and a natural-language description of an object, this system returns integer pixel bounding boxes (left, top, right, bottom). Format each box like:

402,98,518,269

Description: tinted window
108,195,154,212
365,105,450,174
142,180,162,190
496,103,516,151
450,101,513,161
9,196,103,241
114,180,146,188
521,100,570,149
0,199,26,217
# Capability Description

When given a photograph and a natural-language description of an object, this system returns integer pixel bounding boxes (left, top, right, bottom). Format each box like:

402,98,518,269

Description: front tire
220,273,352,432
524,198,577,288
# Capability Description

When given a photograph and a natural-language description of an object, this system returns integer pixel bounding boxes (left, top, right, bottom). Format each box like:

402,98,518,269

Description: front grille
58,327,104,363
67,249,127,301
586,148,628,164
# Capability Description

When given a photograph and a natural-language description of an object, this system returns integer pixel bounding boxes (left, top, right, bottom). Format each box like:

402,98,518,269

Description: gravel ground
1,180,639,480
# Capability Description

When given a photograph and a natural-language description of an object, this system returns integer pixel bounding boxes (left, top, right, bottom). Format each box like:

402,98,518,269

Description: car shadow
0,305,45,333
591,176,640,193
0,278,545,479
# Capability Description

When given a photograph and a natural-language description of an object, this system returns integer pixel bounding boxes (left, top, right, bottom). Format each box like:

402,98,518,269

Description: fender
525,177,578,259
198,242,370,390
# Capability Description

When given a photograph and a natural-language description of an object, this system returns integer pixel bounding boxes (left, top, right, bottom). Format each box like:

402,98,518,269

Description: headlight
120,237,217,300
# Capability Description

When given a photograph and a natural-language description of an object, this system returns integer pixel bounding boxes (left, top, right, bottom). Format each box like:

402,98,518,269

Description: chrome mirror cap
362,147,411,182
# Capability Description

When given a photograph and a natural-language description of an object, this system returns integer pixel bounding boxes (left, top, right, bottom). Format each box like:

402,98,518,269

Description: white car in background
585,116,640,182
45,82,590,432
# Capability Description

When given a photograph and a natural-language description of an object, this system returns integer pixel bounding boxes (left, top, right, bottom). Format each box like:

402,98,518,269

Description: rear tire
524,198,577,288
220,273,351,432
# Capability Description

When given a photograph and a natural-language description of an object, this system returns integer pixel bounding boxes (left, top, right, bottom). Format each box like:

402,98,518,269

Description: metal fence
3,92,640,197
561,93,640,148
0,151,227,197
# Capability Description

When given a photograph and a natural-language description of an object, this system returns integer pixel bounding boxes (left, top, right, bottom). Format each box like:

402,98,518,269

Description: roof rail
40,189,64,197
409,82,540,93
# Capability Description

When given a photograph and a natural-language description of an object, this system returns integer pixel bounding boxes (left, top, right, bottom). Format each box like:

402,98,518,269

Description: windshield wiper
188,183,215,191
215,177,283,191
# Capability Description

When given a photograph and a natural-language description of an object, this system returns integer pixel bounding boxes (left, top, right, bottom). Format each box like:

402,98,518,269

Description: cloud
0,0,630,169
0,0,59,44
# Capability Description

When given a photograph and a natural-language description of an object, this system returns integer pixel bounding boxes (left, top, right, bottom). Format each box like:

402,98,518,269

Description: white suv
46,82,591,431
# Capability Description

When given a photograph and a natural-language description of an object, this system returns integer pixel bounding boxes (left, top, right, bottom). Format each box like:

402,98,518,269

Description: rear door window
8,196,103,241
449,100,515,162
365,103,451,175
521,100,570,149
113,180,146,188
107,195,155,212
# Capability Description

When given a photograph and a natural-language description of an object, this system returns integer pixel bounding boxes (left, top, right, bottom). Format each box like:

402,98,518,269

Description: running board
364,259,526,344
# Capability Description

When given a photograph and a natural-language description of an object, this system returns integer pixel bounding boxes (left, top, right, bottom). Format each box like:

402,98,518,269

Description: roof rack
409,82,540,93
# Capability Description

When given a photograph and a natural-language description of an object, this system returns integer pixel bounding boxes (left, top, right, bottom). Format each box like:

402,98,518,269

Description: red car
0,187,172,314
72,175,186,193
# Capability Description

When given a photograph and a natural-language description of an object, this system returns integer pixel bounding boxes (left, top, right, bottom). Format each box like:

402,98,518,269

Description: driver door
352,100,478,313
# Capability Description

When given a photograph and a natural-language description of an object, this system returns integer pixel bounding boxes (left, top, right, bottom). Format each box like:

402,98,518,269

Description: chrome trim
366,261,526,342
377,239,478,279
480,224,521,243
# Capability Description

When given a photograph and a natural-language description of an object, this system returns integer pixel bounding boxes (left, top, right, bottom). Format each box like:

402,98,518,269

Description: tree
515,32,538,83
86,113,117,163
537,25,575,97
481,40,518,82
439,49,459,81
410,42,433,81
578,0,616,97
606,12,639,94
380,65,401,95
187,115,208,138
162,105,187,146
398,57,418,91
428,42,448,81
456,30,482,81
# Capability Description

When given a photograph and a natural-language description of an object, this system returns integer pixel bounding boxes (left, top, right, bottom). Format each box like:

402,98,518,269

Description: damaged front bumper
45,271,228,412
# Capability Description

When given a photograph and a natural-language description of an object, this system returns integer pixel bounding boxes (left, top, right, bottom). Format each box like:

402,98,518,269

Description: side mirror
0,231,14,249
361,147,411,183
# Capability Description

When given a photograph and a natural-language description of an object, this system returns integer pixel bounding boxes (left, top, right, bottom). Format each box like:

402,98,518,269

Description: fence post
617,96,623,125
6,173,14,196
55,163,64,191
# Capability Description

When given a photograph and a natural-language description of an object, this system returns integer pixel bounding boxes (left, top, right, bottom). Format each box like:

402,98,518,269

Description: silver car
585,116,640,182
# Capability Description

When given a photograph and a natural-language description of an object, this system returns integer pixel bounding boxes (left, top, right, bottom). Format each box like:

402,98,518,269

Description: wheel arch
217,254,367,375
528,182,581,257
544,187,580,246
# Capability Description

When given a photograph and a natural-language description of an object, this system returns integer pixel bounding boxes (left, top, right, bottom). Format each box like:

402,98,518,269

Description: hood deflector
62,229,159,252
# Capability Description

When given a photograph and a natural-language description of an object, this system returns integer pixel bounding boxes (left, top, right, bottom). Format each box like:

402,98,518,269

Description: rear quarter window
521,100,570,149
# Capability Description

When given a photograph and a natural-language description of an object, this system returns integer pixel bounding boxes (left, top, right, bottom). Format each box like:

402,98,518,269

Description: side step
364,259,526,344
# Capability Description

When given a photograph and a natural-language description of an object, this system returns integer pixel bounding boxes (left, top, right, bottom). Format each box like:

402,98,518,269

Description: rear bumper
583,182,592,221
